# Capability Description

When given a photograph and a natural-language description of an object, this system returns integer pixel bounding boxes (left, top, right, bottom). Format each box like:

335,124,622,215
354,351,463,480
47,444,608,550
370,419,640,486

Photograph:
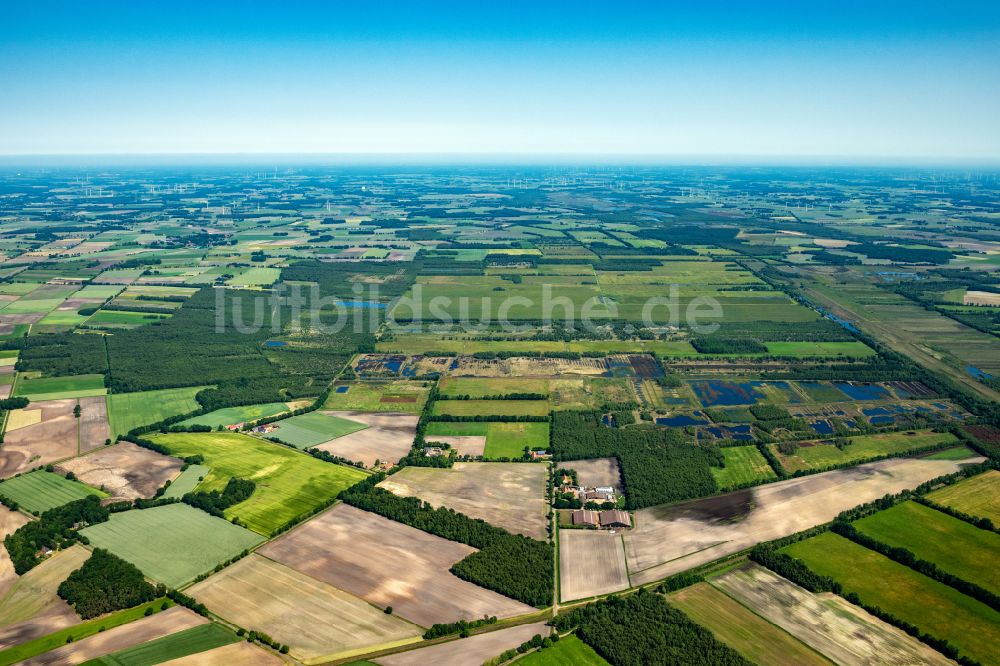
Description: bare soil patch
189,554,420,664
315,411,418,467
559,529,629,602
375,622,550,666
964,290,1000,306
566,457,622,490
377,462,548,540
260,503,534,627
57,441,183,501
624,455,984,584
713,563,952,666
77,396,111,453
21,605,207,666
0,399,78,479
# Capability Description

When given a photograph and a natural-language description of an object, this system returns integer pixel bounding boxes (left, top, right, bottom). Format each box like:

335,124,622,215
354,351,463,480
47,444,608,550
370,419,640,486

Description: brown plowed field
0,399,78,478
57,441,184,501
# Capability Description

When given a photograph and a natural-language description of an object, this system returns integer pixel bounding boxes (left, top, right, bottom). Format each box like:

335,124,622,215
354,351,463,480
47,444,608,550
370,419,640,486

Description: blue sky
2,1,998,160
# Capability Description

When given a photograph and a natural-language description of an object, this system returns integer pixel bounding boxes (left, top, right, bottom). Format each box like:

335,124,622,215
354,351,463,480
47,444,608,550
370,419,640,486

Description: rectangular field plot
13,374,107,401
484,422,549,458
431,400,550,417
0,399,79,479
79,503,265,588
623,455,983,585
712,563,953,666
323,381,431,413
260,503,535,627
710,446,777,490
925,469,1000,524
57,441,183,502
783,532,1000,665
771,430,959,473
438,377,550,397
559,530,629,602
148,432,366,535
108,386,207,437
667,582,829,666
268,411,368,449
189,554,421,664
0,470,106,514
88,623,238,666
852,500,1000,594
378,462,549,540
315,411,418,467
763,341,875,357
177,402,290,428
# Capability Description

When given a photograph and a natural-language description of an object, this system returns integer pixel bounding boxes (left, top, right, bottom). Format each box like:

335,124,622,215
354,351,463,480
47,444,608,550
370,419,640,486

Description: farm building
571,509,599,527
600,510,630,528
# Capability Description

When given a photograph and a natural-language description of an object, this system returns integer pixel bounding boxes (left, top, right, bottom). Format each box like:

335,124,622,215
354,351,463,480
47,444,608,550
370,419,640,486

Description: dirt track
624,455,985,584
316,411,417,467
260,503,534,627
57,441,184,500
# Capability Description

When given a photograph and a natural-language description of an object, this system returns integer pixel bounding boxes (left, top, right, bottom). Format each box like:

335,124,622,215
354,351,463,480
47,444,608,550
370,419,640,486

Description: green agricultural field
710,446,777,489
514,634,608,666
549,377,637,411
439,376,550,397
323,381,431,413
80,504,265,588
763,341,875,358
86,310,171,328
108,386,208,437
225,266,281,287
425,421,489,438
853,501,1000,594
0,470,107,514
668,582,829,666
432,399,550,417
269,411,368,449
0,298,63,315
148,432,367,535
13,373,106,399
161,464,209,499
925,470,1000,524
485,422,549,458
783,532,1000,665
771,430,958,473
178,402,290,428
921,445,978,460
87,622,238,666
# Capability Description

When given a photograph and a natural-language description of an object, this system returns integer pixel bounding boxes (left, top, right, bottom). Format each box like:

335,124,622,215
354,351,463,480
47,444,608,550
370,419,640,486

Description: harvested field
713,563,952,666
77,396,111,453
57,441,184,501
189,554,420,664
80,504,265,588
430,435,487,456
4,409,40,431
623,454,984,584
260,503,534,627
925,469,1000,524
559,530,629,602
377,462,548,539
567,457,622,491
20,606,206,666
374,621,550,666
315,411,418,467
667,581,830,666
157,641,286,666
963,290,1000,306
0,399,78,479
0,545,88,650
